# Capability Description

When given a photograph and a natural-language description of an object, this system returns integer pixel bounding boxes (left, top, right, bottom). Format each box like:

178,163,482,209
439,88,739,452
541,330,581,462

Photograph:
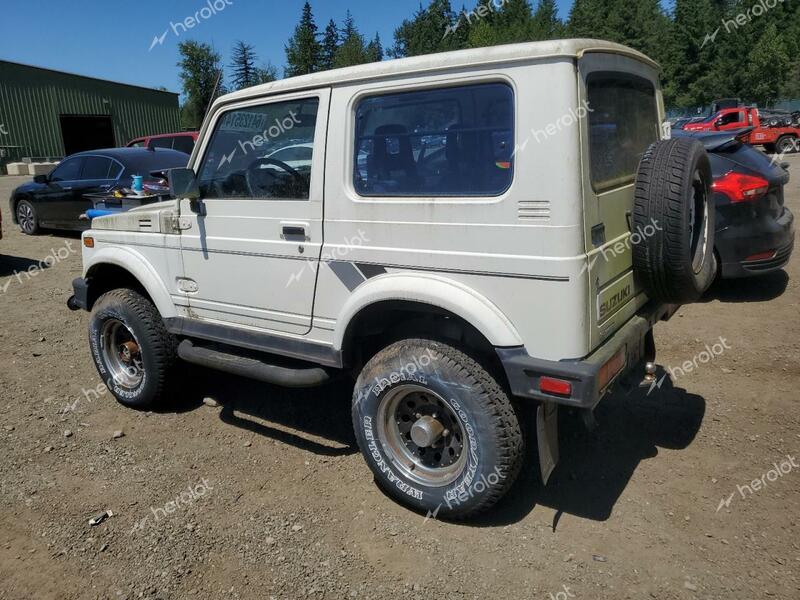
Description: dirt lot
1,157,798,600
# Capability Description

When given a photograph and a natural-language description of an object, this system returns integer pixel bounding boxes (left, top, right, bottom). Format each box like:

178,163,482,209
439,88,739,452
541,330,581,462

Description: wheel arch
84,247,177,319
335,274,523,365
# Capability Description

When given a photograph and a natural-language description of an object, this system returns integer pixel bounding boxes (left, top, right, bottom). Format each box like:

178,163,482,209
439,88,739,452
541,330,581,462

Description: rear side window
354,83,514,197
149,137,173,150
108,161,124,179
81,156,113,179
172,135,195,154
587,73,659,192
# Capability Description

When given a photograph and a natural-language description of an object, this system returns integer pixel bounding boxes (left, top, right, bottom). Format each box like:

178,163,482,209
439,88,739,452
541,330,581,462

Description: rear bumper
497,302,677,410
717,207,795,278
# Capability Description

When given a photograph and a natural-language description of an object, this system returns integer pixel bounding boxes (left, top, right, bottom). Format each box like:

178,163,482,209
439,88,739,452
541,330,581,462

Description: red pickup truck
684,107,800,154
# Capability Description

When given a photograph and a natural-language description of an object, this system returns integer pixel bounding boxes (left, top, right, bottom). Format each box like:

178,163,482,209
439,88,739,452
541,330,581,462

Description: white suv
68,40,716,518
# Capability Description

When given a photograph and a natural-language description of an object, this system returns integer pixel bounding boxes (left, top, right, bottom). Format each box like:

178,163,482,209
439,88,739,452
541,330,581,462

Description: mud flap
537,402,559,484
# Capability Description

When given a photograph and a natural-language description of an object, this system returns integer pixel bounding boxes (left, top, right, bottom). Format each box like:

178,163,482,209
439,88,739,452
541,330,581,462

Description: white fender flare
334,273,523,351
84,246,178,319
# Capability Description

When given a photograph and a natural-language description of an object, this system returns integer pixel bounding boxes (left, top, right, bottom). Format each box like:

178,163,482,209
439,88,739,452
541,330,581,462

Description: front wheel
88,289,179,409
352,338,524,519
16,200,39,235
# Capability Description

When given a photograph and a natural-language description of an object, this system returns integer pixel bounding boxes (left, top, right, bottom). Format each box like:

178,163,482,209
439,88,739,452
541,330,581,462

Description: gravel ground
1,156,799,600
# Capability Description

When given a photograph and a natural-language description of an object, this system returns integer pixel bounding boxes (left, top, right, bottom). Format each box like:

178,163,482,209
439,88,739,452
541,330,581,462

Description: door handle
281,224,308,240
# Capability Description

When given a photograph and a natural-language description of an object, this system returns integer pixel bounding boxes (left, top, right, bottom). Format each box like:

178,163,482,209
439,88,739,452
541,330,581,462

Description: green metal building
0,59,180,170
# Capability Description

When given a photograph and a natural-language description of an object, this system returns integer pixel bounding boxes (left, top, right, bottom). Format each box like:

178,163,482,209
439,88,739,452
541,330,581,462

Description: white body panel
316,59,589,360
80,40,664,364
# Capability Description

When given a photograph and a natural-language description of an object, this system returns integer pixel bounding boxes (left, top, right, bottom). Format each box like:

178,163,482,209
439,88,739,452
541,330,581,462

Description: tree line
178,0,800,128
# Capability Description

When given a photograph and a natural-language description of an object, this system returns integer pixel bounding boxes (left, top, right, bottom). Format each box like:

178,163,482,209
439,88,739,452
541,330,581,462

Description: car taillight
712,172,770,203
745,250,776,262
540,377,572,398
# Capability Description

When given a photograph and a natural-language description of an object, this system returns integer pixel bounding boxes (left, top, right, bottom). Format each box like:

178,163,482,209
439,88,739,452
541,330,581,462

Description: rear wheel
633,137,716,304
776,136,799,155
16,200,39,235
88,289,179,409
352,338,524,519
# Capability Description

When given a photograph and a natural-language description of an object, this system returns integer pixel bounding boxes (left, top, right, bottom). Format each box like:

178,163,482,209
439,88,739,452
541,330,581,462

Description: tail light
712,172,769,203
745,250,776,262
540,377,572,398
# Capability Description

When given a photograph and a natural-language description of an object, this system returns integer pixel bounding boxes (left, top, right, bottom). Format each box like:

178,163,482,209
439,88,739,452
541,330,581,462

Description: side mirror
714,118,724,129
168,167,200,199
33,174,49,184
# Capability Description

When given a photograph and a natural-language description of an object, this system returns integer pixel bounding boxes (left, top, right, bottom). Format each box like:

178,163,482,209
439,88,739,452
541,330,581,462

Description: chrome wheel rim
690,170,710,274
17,203,35,234
100,319,144,389
376,384,468,487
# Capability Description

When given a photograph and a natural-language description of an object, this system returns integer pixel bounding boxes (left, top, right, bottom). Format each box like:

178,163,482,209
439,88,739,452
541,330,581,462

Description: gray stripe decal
355,263,388,279
328,261,367,292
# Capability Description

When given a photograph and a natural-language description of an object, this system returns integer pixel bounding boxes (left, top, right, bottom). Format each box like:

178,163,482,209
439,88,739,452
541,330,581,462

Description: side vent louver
518,200,550,221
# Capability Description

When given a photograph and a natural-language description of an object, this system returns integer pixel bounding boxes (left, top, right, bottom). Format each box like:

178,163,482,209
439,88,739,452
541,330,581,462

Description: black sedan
676,129,795,278
9,148,189,235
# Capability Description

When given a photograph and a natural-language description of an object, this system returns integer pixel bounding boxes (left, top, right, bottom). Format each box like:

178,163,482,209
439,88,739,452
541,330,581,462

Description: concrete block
27,162,57,176
6,162,27,175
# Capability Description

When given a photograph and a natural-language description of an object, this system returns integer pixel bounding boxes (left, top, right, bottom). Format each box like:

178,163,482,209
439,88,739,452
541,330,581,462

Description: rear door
68,155,118,222
578,53,663,348
179,90,329,335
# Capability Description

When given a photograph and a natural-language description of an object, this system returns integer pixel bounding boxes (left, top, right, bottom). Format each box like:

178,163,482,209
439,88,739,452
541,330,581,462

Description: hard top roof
216,39,658,109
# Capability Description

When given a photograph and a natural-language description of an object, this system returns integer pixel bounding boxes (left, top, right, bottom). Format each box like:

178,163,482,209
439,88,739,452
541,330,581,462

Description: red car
126,131,198,154
684,107,800,154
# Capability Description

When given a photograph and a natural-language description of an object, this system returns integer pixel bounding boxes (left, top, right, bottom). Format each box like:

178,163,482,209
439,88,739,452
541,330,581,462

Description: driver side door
179,89,329,336
38,156,85,227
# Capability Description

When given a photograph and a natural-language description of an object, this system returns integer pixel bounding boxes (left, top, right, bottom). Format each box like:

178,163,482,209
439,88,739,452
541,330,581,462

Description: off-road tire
16,200,39,235
352,338,524,519
88,288,179,410
633,137,716,304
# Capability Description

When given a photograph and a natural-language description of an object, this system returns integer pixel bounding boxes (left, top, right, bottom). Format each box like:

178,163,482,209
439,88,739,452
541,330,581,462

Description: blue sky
0,0,574,94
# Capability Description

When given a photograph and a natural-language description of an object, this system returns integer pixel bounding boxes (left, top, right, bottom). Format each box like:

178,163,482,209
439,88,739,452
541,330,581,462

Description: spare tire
633,137,715,304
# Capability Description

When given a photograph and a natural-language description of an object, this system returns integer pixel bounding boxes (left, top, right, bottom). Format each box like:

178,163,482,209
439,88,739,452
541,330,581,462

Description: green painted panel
0,60,180,159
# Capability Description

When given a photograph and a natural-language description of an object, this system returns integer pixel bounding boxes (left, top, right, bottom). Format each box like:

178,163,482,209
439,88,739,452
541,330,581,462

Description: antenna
204,67,224,123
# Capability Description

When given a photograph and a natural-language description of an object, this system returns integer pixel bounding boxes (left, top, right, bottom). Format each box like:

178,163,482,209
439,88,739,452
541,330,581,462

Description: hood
90,199,182,234
13,180,47,194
